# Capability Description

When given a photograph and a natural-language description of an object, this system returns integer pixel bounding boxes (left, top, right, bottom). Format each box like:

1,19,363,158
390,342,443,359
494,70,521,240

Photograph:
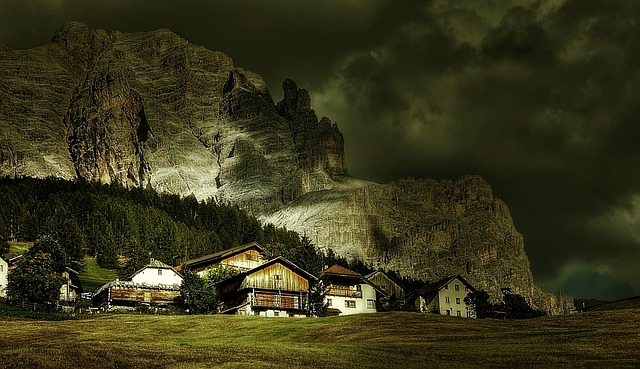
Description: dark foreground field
1,310,638,369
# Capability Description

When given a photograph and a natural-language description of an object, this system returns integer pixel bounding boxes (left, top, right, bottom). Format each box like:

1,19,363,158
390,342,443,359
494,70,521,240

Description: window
345,300,356,308
456,310,461,317
0,265,3,272
445,297,450,303
456,298,460,304
274,274,281,280
367,299,375,309
444,284,449,290
446,310,451,316
327,299,332,306
465,287,469,292
158,269,163,276
455,284,460,291
274,311,280,317
467,311,471,318
356,284,362,291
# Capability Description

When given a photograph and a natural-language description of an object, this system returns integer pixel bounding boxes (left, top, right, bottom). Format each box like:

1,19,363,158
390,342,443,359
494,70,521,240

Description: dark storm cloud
1,0,639,299
311,0,640,299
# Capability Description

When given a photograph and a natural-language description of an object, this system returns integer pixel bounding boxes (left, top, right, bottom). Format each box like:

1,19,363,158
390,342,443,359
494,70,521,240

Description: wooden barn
181,242,267,275
216,256,316,317
92,281,181,310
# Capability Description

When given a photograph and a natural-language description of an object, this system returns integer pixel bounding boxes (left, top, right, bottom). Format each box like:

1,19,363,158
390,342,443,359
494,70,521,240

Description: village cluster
0,242,477,318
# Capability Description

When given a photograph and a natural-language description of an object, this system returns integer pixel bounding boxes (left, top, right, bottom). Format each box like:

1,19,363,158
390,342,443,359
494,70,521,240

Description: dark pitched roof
181,242,265,269
218,256,318,286
365,270,406,290
94,280,181,296
320,264,363,278
416,275,475,295
320,265,387,295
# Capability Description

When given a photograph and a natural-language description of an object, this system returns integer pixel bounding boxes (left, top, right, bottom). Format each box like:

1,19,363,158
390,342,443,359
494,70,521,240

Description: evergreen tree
464,290,495,319
307,279,328,317
500,289,545,319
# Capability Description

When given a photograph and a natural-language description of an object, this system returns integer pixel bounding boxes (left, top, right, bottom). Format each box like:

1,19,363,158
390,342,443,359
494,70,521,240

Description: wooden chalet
92,259,182,311
59,267,83,303
181,242,267,275
416,275,476,318
320,265,383,316
215,256,316,317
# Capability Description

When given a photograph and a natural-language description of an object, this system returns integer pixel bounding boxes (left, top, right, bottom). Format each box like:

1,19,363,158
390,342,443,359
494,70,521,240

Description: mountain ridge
0,22,568,312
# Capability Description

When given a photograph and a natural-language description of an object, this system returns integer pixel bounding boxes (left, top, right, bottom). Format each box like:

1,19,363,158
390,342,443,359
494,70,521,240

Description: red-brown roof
320,264,362,277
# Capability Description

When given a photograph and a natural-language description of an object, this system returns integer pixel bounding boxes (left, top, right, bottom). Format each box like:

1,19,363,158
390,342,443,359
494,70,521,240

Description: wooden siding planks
242,262,309,292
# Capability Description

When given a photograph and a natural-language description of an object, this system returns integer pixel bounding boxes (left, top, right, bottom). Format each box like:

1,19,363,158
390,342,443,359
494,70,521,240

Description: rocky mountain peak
276,79,347,177
0,24,566,313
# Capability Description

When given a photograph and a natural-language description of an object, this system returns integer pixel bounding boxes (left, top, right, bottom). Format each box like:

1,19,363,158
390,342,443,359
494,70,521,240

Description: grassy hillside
1,310,638,368
79,257,118,293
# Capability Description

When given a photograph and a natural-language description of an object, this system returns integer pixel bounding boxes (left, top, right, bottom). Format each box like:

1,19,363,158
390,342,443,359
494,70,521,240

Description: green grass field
0,310,638,369
79,256,118,293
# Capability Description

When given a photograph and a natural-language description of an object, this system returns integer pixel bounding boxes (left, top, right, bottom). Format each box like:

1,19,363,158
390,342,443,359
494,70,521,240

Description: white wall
326,283,377,315
131,267,183,286
437,278,474,318
0,258,8,298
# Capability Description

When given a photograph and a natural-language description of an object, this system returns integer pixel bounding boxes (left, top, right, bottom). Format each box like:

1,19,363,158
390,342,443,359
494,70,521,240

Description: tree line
0,177,303,278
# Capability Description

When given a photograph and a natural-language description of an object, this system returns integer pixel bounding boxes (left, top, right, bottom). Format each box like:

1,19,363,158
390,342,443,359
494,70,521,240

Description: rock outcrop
0,22,564,312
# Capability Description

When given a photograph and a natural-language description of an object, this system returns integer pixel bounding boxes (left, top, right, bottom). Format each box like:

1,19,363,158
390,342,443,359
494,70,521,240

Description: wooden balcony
325,286,362,298
252,292,306,310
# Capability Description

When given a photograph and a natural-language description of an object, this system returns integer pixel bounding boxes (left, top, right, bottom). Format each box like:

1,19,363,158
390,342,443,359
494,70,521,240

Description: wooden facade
182,242,267,274
365,270,407,298
216,257,315,317
92,281,181,310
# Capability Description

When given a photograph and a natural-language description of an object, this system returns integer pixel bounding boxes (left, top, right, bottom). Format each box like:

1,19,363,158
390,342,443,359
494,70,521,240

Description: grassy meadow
1,309,638,369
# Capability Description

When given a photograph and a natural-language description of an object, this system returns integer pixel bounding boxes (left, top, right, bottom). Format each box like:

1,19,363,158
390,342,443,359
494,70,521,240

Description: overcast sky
2,0,639,300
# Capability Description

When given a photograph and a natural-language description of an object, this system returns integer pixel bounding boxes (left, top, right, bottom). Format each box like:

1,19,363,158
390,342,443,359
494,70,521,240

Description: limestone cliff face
0,23,563,312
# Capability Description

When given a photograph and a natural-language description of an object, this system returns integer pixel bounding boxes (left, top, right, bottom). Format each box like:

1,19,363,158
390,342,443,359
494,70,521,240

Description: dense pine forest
0,177,312,276
0,177,393,283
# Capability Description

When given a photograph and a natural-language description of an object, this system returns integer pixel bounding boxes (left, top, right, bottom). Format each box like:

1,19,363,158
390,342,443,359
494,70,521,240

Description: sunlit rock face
0,23,564,312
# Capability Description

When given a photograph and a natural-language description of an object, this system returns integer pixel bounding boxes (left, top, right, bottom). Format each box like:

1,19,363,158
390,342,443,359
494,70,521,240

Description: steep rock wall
0,23,564,312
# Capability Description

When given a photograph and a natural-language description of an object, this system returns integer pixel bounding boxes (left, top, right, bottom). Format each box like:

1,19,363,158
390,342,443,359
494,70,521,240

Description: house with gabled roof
416,275,476,318
0,256,8,298
181,242,267,275
320,265,383,316
365,270,407,299
59,267,83,303
215,256,316,317
92,258,183,311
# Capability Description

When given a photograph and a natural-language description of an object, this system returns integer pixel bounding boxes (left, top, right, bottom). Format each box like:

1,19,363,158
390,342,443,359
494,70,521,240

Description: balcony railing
252,293,306,310
325,286,362,298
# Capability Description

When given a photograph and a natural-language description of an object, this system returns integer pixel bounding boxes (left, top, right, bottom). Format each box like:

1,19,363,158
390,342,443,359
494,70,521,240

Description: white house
0,256,8,298
129,259,183,286
416,275,476,318
320,265,382,316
